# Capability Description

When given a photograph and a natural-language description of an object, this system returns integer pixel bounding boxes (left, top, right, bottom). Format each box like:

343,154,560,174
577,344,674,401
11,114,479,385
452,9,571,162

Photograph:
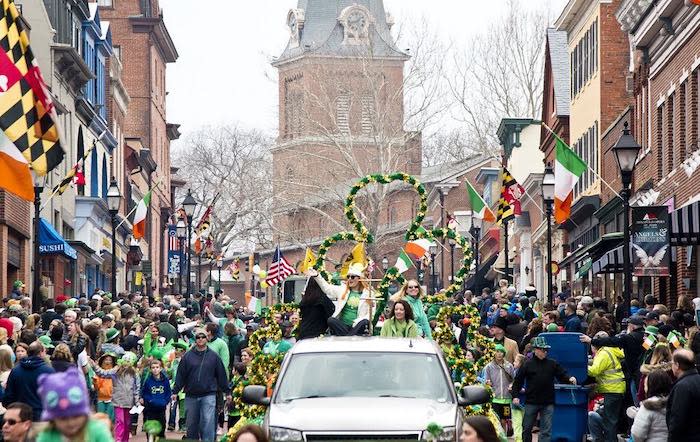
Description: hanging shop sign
631,206,670,277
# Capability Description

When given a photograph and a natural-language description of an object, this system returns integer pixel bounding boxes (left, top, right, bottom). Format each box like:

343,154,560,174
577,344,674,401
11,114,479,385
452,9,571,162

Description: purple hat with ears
38,366,90,421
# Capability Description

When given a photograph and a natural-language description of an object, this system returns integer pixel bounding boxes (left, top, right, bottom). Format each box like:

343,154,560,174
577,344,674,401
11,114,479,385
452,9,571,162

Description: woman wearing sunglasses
390,280,432,340
306,263,371,336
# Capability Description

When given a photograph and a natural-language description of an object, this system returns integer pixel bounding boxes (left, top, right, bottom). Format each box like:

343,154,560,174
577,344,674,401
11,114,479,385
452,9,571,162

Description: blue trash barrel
552,384,590,442
539,332,588,383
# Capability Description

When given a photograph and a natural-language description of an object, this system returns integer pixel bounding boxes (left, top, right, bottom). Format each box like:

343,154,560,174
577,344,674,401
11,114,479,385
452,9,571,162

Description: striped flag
554,136,587,224
395,250,413,274
395,236,435,274
168,224,179,251
466,180,496,222
132,190,151,239
496,167,524,225
265,246,296,286
52,136,94,195
0,0,64,201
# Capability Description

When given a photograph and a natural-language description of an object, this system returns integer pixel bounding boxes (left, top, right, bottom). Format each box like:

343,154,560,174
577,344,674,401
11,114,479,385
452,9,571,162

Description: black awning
465,254,499,292
593,245,624,274
671,200,700,246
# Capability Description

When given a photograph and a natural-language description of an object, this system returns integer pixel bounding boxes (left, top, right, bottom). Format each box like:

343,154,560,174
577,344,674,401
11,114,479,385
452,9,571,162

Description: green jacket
207,337,230,377
38,419,113,442
404,296,433,340
380,318,419,338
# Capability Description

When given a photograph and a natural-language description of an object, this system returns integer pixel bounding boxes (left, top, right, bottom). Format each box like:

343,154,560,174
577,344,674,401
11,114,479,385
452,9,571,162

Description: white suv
243,336,489,441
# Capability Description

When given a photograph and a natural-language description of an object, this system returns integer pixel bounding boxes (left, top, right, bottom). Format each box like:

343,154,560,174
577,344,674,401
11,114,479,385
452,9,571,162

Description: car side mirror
458,385,490,406
242,385,271,406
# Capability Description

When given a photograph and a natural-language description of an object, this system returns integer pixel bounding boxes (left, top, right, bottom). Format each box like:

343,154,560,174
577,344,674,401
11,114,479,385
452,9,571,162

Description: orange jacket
93,375,113,402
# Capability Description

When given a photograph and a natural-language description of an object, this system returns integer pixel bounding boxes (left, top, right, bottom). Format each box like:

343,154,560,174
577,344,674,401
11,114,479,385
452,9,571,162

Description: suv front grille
304,433,421,441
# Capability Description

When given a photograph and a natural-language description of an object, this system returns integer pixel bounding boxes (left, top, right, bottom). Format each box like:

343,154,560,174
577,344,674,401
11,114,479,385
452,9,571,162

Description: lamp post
449,238,456,283
542,167,555,305
182,189,197,299
470,217,481,291
429,244,438,294
216,255,223,292
176,220,186,295
32,175,43,313
106,178,121,296
612,122,641,320
381,256,389,274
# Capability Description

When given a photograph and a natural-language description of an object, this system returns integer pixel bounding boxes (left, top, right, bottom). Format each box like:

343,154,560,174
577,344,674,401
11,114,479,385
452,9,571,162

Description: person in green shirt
390,280,433,340
205,322,230,375
205,305,248,339
308,263,372,336
380,299,419,338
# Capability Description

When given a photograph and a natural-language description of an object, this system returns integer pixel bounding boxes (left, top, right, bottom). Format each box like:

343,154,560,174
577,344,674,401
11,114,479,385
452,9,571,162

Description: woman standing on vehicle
390,280,432,340
380,300,419,338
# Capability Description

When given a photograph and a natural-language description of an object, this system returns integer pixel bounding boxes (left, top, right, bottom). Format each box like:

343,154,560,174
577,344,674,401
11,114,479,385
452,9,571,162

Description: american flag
265,246,296,286
168,225,179,251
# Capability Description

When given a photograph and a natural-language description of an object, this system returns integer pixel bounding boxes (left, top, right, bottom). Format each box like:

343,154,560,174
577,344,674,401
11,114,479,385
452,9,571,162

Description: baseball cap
645,311,660,321
580,296,594,305
628,315,645,327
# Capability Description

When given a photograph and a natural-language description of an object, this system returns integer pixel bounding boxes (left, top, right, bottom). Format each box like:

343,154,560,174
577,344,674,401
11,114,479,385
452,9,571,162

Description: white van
243,336,489,441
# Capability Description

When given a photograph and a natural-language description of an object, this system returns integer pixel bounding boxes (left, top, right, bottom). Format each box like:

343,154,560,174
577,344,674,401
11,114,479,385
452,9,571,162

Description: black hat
645,311,660,321
628,315,645,327
657,324,674,337
492,316,508,331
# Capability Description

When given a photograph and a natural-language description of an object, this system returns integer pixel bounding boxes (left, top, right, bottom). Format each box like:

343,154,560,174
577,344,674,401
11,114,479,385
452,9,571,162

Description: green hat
98,352,117,366
546,323,559,332
645,325,659,336
173,340,189,351
64,298,77,308
427,315,437,322
500,303,511,310
12,280,24,289
224,305,236,314
105,328,119,342
38,335,54,349
494,344,506,354
531,336,551,349
95,311,105,319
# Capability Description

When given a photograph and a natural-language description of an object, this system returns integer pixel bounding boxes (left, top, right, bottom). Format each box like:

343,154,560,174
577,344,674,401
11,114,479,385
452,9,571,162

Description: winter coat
511,356,571,406
564,314,582,332
667,369,700,442
591,328,645,381
173,347,228,398
3,356,55,421
483,360,514,402
313,275,371,326
588,346,625,394
637,361,673,402
92,366,140,408
631,395,668,442
141,373,172,409
379,318,418,338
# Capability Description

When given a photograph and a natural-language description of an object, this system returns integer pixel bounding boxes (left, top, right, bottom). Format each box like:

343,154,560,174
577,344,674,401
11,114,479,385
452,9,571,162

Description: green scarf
394,319,408,336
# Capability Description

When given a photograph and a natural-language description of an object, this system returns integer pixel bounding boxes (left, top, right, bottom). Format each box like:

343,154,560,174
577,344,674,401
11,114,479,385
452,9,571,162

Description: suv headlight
422,426,456,442
269,427,303,442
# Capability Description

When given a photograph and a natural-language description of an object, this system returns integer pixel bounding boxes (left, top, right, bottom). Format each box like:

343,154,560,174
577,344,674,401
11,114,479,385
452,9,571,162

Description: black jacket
667,369,700,442
511,356,571,406
173,347,228,398
298,278,335,340
3,356,56,421
591,328,644,380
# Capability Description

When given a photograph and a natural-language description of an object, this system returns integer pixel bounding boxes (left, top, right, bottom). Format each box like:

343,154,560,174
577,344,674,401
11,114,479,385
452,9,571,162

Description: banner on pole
167,224,182,277
631,206,670,277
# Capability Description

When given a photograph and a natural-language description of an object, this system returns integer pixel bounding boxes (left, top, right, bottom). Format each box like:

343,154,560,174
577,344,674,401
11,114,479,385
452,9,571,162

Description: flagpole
114,178,163,231
39,140,98,210
541,122,623,200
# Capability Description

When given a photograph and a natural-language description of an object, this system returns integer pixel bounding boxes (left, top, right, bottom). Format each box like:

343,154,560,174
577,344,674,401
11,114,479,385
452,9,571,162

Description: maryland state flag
496,167,525,225
52,134,94,195
229,258,240,281
0,0,64,201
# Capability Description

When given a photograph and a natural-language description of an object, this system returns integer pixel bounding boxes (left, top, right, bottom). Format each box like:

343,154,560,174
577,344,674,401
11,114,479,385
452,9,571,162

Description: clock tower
271,1,422,251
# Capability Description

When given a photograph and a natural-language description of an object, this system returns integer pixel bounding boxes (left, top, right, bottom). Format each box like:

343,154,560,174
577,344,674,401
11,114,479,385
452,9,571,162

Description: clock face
288,15,298,36
347,10,367,34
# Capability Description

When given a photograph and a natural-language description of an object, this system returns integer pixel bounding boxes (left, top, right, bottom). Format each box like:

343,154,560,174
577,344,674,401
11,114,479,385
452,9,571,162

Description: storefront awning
592,245,624,274
465,254,499,292
39,218,77,260
576,258,592,278
671,199,700,246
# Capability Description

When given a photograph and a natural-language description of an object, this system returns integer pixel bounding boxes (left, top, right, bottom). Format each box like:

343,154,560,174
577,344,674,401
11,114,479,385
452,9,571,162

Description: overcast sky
161,0,569,144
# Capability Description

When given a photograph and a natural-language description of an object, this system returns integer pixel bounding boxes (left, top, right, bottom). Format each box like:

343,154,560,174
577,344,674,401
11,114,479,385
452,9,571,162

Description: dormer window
339,5,372,45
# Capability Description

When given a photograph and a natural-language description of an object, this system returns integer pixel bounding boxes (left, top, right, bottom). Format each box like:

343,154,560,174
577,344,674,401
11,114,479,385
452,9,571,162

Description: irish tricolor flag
132,190,152,239
466,181,495,222
554,137,587,224
395,237,435,274
0,131,33,201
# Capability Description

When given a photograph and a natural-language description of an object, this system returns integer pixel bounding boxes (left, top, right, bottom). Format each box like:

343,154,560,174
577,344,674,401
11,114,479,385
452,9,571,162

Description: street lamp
216,255,223,292
542,166,555,304
182,189,197,298
470,218,482,291
381,256,389,273
449,238,456,283
429,244,438,294
32,174,43,313
106,178,121,296
176,220,186,295
613,122,641,319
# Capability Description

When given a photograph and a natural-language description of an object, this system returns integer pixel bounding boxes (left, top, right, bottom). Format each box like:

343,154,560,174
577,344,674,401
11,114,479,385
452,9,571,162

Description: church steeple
274,0,407,66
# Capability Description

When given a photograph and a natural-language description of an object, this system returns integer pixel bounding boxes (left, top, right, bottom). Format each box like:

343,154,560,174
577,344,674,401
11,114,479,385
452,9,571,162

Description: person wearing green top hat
380,300,419,338
511,336,576,442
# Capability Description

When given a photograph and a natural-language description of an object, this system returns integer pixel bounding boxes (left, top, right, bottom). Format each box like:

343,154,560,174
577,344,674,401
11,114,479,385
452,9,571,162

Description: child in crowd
228,362,247,430
91,351,140,442
141,359,171,438
93,353,116,422
510,353,527,442
483,344,515,436
167,341,188,432
36,366,114,442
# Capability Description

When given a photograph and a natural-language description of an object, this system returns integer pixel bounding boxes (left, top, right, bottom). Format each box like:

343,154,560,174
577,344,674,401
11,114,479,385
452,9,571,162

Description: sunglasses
195,334,208,339
347,275,360,279
4,419,23,426
408,286,419,289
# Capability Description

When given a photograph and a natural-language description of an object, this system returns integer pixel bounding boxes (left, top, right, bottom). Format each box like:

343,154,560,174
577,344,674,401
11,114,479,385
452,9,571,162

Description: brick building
613,0,700,306
99,0,178,297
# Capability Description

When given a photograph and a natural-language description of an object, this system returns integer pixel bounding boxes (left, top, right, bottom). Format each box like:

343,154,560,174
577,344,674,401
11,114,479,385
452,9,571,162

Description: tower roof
275,0,408,66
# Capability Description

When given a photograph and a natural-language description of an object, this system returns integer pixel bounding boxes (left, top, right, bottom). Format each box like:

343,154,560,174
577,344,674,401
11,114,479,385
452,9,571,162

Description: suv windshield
275,352,453,403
